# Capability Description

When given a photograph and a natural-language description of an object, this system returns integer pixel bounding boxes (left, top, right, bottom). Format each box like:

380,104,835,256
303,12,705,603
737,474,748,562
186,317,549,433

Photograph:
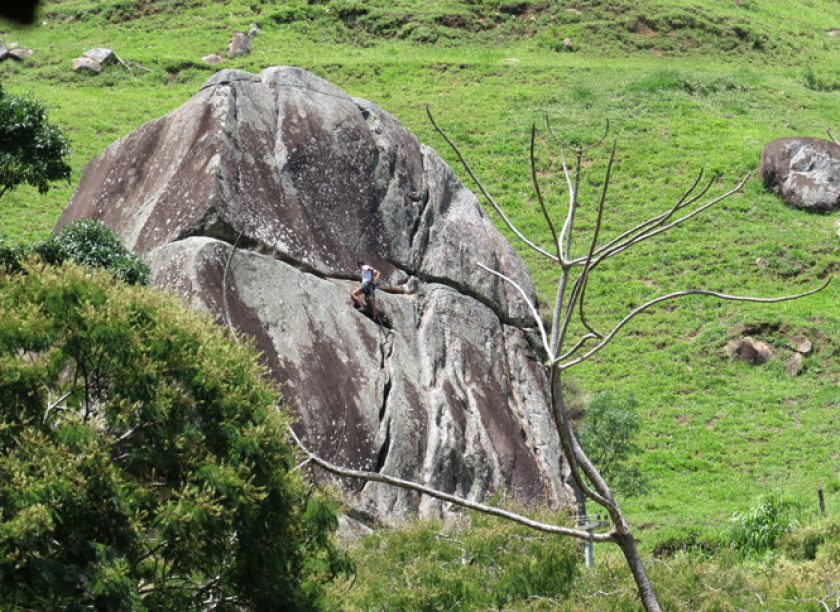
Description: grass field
3,0,840,567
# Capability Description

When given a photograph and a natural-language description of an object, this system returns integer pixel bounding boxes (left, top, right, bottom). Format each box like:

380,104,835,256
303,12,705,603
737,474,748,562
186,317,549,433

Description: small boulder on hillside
202,53,223,65
84,47,117,66
725,336,774,364
786,352,803,377
0,41,8,61
790,333,812,353
73,57,102,73
760,137,840,213
9,48,33,60
227,32,252,58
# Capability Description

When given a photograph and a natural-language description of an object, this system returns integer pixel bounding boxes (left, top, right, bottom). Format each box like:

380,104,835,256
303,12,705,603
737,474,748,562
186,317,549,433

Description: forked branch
555,280,831,370
426,106,560,263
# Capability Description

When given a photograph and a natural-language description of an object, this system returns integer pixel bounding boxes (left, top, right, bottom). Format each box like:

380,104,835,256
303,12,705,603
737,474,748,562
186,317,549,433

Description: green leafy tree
0,83,71,201
579,393,647,497
0,260,352,611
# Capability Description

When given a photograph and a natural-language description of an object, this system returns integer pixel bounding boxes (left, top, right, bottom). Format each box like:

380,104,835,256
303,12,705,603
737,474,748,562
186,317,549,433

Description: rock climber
351,260,381,321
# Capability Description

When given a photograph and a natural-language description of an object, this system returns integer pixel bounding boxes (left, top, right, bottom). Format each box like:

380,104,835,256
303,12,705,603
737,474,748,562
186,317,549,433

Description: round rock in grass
0,41,8,61
84,47,117,66
760,137,840,213
786,352,803,377
790,333,812,354
725,336,774,364
228,32,252,58
202,53,223,65
73,57,101,73
9,48,33,60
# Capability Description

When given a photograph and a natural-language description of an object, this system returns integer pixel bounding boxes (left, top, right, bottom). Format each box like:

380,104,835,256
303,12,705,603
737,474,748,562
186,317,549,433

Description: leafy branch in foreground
292,110,829,612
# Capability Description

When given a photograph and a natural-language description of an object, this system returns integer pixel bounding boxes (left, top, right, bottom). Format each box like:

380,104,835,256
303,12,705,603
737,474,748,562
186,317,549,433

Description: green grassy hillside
2,0,840,557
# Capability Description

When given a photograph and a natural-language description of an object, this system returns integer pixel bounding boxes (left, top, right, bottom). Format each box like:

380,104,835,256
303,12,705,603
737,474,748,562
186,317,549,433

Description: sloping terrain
2,0,840,547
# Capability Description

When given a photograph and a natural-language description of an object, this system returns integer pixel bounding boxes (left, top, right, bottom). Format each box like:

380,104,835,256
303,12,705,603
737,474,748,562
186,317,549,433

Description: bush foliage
0,218,151,285
336,511,579,612
0,261,352,610
578,393,646,496
0,83,71,200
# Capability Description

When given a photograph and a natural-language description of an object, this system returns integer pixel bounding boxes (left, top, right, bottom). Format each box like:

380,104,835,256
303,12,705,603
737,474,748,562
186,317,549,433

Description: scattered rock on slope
57,66,574,519
724,336,774,364
760,137,840,213
84,47,117,66
228,32,252,57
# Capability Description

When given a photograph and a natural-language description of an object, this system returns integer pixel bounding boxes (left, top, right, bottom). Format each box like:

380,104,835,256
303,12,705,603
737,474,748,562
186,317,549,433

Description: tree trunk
616,532,662,612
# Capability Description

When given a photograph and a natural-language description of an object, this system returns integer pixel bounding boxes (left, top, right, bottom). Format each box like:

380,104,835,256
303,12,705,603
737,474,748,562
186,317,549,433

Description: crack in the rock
171,228,534,330
408,185,431,249
374,329,395,473
378,331,394,421
374,420,390,474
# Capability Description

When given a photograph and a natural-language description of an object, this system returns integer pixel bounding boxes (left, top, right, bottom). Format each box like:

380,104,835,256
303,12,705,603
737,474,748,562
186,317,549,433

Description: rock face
760,137,840,213
724,336,774,364
84,47,117,66
72,57,101,73
57,66,574,518
228,33,252,58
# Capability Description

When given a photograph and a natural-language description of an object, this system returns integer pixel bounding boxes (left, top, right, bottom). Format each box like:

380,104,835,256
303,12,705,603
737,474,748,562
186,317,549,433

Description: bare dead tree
290,111,830,612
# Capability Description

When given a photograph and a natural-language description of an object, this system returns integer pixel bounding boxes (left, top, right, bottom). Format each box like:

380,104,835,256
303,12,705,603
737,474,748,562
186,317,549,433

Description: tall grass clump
726,493,802,559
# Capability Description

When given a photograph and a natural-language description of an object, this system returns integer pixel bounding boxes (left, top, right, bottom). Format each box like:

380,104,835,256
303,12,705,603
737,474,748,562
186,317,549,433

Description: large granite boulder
57,67,574,518
759,137,840,213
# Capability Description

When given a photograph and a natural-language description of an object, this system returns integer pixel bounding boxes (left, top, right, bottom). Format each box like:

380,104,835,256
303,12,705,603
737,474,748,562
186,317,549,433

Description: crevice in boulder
171,225,326,277
407,186,431,249
374,420,391,474
414,269,535,329
378,331,394,422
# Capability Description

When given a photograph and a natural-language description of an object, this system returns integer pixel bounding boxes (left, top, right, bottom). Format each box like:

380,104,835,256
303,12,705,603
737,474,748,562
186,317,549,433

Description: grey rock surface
790,333,812,354
84,47,117,66
58,66,574,518
760,137,840,213
9,48,33,60
0,41,8,61
72,57,101,73
228,32,252,58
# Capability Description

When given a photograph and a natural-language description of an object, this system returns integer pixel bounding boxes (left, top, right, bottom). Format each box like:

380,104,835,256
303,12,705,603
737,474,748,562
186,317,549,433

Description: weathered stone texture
59,67,573,518
760,137,840,213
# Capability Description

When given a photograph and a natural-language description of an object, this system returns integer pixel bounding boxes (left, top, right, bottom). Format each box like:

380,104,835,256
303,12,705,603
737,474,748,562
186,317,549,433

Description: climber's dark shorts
359,281,375,298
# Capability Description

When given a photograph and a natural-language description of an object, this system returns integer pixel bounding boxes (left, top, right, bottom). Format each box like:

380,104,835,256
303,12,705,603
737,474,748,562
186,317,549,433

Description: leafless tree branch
530,123,561,262
288,425,613,543
426,105,560,262
475,262,553,362
555,279,831,370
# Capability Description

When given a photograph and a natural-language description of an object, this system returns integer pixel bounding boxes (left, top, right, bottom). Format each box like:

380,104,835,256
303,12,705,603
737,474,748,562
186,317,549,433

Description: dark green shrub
0,261,352,610
0,219,151,286
779,517,840,561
